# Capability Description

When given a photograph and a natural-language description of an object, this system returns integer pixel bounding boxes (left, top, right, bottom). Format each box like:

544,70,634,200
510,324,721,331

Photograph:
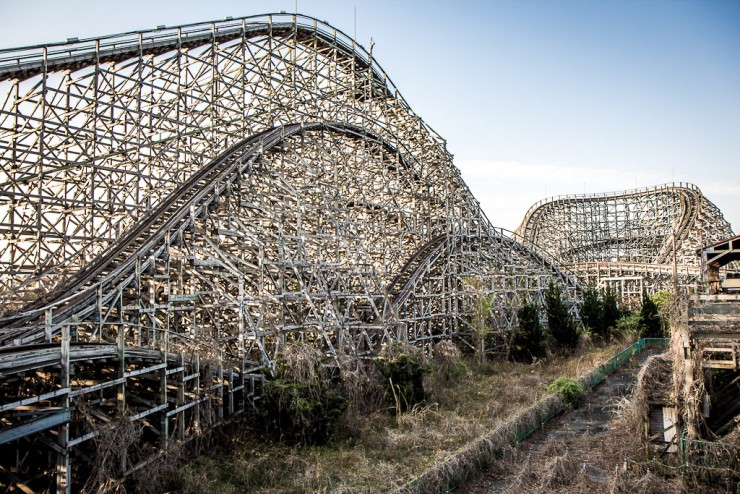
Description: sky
0,0,738,232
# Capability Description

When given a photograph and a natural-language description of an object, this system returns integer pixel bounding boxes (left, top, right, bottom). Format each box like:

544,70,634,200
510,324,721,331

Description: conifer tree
639,289,662,338
545,281,579,351
603,285,620,331
580,285,605,338
511,301,546,362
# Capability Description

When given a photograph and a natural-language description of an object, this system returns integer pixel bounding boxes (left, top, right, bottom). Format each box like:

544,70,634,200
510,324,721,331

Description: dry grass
458,345,734,494
168,339,637,493
480,421,725,494
81,413,142,493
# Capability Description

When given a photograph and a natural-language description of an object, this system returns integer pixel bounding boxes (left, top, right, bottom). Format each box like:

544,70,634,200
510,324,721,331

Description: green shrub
548,376,584,407
616,310,641,336
510,301,546,363
651,290,673,337
261,346,348,445
262,378,348,445
376,351,431,413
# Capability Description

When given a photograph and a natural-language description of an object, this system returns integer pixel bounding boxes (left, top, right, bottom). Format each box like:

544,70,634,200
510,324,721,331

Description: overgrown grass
456,345,736,494
167,339,633,493
463,407,732,494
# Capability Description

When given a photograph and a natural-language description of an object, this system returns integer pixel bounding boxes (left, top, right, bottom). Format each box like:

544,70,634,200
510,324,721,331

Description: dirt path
456,349,658,493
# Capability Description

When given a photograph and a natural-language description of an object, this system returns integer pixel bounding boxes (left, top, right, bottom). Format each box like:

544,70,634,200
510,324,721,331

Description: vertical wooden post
194,353,200,433
227,368,234,417
218,355,224,423
672,228,678,295
177,352,185,441
117,324,126,414
160,349,169,451
56,325,70,494
96,286,103,342
45,308,53,342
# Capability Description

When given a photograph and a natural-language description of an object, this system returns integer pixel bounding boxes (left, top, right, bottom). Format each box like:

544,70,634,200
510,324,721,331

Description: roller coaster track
387,231,580,313
516,183,734,301
0,13,588,492
0,10,732,493
0,121,402,346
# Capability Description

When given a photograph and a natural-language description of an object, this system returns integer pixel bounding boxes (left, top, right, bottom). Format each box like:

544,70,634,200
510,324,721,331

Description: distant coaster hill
516,183,735,303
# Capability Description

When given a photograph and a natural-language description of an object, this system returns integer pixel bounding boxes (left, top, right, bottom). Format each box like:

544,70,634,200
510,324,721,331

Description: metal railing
679,431,740,471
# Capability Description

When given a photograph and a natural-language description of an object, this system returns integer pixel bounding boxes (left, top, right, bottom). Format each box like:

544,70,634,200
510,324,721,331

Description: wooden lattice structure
516,183,735,302
0,14,580,492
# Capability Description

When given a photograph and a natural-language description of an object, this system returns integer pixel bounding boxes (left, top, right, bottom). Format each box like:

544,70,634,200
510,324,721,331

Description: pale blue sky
1,0,738,232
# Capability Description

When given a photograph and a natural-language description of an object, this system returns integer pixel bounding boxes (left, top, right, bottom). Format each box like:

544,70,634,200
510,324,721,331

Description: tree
465,277,493,364
639,290,662,338
651,290,674,337
602,285,620,332
545,281,579,351
510,301,547,363
580,285,605,338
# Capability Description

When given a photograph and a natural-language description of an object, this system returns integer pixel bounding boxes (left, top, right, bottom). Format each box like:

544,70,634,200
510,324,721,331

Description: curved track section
515,183,734,300
0,122,402,346
0,14,582,492
0,13,443,303
387,229,580,346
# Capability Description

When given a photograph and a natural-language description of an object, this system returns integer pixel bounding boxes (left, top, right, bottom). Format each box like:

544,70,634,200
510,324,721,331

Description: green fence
579,337,668,392
401,338,669,493
679,431,740,471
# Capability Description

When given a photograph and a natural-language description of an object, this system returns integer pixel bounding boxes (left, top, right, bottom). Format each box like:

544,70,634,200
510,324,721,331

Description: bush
376,348,431,413
651,290,673,337
261,345,347,445
262,379,348,445
545,281,579,352
430,340,469,382
510,301,546,363
616,310,641,336
548,376,584,407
